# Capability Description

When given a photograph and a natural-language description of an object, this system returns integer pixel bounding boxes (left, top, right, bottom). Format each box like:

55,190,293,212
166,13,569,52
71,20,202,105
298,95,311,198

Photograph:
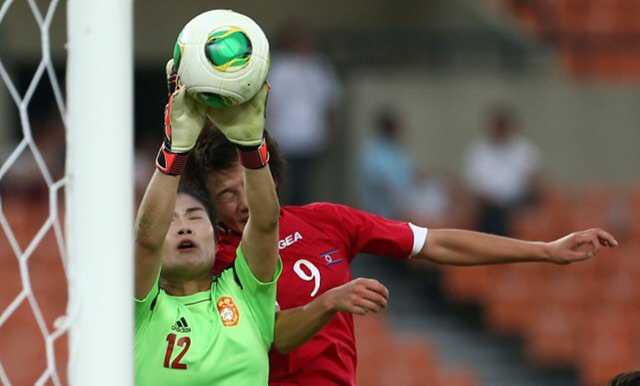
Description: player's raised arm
417,227,618,266
207,84,279,282
134,62,206,300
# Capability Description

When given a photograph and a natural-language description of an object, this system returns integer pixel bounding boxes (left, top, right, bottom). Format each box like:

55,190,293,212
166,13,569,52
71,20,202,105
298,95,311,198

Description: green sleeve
134,271,161,336
234,247,282,347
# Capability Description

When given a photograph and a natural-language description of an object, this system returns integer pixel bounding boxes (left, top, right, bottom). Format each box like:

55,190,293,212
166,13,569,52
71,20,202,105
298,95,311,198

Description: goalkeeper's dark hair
176,187,216,224
182,123,287,195
608,371,640,386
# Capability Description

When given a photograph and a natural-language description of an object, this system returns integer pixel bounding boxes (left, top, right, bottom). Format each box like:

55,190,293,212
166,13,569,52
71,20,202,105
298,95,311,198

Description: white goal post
66,1,134,384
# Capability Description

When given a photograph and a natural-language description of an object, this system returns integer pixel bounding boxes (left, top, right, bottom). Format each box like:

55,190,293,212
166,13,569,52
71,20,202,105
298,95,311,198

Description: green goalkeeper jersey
134,248,282,386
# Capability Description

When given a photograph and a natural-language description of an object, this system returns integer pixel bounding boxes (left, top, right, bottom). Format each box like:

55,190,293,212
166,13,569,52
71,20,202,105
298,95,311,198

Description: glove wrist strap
156,143,189,175
237,139,269,169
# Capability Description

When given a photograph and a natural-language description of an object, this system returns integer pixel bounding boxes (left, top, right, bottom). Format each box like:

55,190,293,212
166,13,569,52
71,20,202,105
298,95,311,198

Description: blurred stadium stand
1,0,639,385
440,185,640,385
490,0,640,80
0,198,68,385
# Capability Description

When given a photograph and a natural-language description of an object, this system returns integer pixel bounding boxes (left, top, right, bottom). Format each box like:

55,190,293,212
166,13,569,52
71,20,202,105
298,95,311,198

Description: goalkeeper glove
156,60,206,175
206,83,270,169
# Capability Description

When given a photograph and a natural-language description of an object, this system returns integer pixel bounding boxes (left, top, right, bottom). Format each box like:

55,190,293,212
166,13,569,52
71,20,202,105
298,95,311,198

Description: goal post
66,1,134,384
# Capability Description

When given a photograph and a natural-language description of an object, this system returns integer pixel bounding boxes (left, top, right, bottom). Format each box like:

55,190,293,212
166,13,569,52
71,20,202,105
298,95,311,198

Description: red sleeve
298,203,415,262
213,230,242,275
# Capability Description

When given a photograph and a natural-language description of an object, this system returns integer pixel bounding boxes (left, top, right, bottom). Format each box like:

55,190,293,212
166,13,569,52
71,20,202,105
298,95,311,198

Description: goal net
0,1,133,384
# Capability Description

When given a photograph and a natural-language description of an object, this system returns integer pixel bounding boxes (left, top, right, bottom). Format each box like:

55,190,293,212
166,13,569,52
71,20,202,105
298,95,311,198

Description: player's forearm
134,170,180,299
135,170,180,252
242,164,280,281
273,294,338,354
245,165,279,231
418,229,550,266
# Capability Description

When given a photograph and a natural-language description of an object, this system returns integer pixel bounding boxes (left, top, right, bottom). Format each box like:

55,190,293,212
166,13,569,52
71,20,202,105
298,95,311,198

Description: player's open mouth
177,239,197,250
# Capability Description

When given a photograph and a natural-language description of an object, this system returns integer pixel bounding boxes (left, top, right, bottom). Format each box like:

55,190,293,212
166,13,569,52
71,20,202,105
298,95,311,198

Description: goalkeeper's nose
177,224,194,235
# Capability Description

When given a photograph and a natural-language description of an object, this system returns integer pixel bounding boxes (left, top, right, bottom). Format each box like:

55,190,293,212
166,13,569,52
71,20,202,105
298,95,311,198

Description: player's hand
206,82,269,147
156,59,207,174
546,228,618,264
163,59,207,153
326,278,389,316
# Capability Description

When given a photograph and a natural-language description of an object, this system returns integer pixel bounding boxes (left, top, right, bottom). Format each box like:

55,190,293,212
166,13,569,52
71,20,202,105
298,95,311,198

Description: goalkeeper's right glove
156,60,206,175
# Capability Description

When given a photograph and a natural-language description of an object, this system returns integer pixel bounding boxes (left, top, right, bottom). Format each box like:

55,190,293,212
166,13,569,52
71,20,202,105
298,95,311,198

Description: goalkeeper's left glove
206,83,270,169
156,60,207,175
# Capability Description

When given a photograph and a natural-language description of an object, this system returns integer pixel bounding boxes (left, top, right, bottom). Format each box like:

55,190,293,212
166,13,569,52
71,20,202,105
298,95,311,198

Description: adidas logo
171,317,191,333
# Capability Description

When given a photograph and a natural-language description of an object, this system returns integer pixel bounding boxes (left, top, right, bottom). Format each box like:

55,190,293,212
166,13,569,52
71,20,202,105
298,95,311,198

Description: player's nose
237,189,249,212
177,227,193,235
177,220,194,235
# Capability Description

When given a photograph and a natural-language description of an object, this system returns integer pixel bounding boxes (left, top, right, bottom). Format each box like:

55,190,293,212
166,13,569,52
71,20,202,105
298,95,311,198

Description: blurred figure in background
359,110,467,227
464,107,541,236
266,20,342,205
359,110,415,219
405,168,474,229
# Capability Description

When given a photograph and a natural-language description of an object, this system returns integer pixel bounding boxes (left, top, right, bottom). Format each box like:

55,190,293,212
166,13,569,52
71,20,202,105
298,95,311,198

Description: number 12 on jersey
164,333,191,369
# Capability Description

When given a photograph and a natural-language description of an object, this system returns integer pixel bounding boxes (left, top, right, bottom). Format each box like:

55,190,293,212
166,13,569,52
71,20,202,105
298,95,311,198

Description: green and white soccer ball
173,9,270,108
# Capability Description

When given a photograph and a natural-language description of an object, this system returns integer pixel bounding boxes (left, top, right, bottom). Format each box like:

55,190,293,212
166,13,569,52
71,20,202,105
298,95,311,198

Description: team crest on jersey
217,296,240,327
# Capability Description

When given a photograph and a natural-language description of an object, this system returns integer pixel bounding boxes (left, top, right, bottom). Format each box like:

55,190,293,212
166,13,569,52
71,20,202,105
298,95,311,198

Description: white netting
0,0,69,384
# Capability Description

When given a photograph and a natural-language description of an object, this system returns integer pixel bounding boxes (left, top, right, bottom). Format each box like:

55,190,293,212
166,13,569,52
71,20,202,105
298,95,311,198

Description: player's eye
217,191,235,204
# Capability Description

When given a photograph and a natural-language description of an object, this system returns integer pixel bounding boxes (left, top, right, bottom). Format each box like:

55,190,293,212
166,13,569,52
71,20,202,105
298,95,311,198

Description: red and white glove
155,60,206,175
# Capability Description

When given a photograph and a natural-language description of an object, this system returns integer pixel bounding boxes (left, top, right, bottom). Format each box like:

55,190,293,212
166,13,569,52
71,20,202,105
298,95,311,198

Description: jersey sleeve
134,271,161,336
233,247,283,348
305,203,427,262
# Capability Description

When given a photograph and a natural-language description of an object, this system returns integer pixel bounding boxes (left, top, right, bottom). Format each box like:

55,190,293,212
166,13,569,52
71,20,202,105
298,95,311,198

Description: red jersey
214,202,427,386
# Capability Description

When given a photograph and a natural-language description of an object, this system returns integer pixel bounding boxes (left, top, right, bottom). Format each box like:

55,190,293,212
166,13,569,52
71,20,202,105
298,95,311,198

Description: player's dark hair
182,123,287,195
608,371,640,386
176,187,216,225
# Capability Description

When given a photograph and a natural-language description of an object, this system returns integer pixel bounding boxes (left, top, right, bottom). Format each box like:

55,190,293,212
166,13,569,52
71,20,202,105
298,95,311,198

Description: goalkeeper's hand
156,59,207,175
206,82,269,147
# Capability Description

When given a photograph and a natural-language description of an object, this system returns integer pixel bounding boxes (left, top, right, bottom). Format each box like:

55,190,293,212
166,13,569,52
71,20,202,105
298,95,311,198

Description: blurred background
1,0,639,385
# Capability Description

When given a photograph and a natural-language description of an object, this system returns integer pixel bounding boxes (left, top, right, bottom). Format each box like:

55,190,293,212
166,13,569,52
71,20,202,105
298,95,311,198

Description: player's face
206,163,248,233
162,193,216,278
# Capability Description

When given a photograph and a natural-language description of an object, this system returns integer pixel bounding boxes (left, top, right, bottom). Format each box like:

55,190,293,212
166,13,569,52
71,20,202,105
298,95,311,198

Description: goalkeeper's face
162,193,217,277
206,163,249,234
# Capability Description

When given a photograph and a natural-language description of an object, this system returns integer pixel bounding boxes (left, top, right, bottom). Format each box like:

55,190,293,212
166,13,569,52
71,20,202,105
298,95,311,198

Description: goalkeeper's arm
134,61,205,300
134,171,180,300
208,84,280,283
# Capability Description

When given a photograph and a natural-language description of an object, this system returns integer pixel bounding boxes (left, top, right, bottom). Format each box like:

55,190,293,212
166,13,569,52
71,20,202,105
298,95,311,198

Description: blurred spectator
406,169,450,223
359,110,468,227
358,111,415,219
464,108,540,236
266,20,341,205
405,168,474,229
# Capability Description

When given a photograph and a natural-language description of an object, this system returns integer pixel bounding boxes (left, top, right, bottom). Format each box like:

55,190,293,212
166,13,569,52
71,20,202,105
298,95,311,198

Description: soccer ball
173,9,270,108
